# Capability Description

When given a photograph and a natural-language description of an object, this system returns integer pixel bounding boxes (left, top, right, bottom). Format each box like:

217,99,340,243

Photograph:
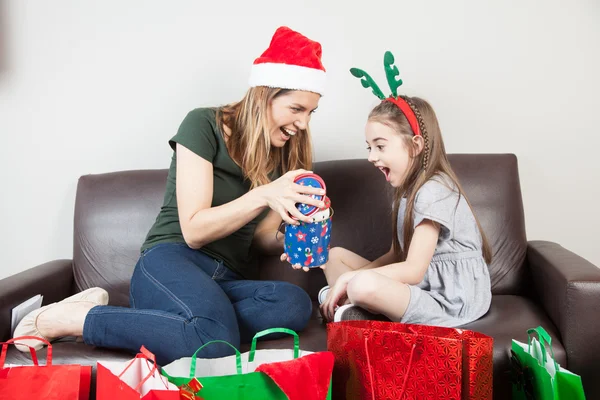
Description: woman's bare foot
36,301,96,338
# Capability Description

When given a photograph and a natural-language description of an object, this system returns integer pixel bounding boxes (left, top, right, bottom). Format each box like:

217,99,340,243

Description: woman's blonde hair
369,98,492,264
215,87,313,189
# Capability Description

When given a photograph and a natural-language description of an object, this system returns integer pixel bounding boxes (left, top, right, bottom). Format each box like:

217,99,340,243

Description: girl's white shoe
318,285,330,305
12,287,109,352
333,304,391,322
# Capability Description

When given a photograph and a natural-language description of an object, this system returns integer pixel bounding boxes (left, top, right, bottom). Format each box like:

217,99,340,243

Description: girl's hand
320,272,356,321
280,253,326,272
254,170,326,225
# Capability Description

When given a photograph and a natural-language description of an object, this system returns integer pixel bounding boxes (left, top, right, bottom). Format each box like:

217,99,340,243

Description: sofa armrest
0,259,74,341
527,241,600,397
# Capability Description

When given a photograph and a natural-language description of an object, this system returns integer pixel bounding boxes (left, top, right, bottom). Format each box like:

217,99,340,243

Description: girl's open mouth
378,166,391,181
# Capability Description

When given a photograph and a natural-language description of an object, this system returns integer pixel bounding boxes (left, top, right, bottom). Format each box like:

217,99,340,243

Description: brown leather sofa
2,154,598,399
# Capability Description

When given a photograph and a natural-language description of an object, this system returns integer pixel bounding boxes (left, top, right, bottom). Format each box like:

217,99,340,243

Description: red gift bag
0,336,92,400
327,321,493,400
96,346,185,400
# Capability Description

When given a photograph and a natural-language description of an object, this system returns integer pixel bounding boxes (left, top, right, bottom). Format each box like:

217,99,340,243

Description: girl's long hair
369,98,492,264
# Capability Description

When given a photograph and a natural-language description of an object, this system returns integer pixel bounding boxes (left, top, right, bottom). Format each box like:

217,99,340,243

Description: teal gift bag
511,326,585,399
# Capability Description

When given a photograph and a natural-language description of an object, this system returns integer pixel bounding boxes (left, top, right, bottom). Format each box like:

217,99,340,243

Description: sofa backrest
73,154,528,306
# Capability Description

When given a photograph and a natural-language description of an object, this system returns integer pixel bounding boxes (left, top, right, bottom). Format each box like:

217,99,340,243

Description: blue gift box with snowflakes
284,216,332,268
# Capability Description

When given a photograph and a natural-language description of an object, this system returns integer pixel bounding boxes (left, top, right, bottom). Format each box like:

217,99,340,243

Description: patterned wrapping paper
327,321,493,400
284,217,332,268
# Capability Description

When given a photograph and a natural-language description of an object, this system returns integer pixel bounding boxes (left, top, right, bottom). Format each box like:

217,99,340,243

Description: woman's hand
320,272,356,322
254,169,325,225
280,253,326,272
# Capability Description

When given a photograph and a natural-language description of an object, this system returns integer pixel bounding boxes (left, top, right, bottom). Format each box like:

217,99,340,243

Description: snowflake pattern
284,218,332,268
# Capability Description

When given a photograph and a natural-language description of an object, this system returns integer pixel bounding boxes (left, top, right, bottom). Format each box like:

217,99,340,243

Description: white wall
1,0,599,280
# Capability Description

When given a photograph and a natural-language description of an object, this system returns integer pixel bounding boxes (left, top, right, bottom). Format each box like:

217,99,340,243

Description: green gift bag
511,326,586,400
161,328,333,400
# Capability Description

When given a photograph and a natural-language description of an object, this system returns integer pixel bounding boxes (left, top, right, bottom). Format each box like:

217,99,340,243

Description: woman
14,26,327,364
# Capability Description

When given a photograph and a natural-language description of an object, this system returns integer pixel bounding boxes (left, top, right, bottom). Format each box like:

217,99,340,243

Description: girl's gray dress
398,175,491,327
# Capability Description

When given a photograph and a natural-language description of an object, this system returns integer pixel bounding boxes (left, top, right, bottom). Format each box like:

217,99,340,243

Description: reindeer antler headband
350,51,421,136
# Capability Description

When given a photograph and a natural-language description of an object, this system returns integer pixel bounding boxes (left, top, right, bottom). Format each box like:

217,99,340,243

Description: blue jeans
82,243,312,365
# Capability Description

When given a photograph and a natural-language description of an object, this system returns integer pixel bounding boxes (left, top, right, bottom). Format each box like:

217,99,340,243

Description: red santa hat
249,26,326,96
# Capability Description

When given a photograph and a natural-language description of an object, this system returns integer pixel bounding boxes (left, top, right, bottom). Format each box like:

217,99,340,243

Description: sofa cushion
447,154,528,295
73,170,168,307
461,295,565,400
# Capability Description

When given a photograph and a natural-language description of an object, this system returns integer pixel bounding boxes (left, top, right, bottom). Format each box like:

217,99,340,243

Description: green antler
384,51,403,97
350,68,386,100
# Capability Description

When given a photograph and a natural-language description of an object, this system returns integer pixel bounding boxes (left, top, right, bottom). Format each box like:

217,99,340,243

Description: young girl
320,52,492,327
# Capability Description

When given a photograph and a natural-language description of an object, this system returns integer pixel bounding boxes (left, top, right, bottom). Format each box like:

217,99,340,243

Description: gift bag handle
249,328,300,362
118,346,170,391
0,336,52,368
363,335,416,400
527,326,559,371
189,340,242,378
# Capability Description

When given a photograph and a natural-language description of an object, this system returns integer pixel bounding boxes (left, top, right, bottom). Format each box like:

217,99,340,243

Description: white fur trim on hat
249,63,326,96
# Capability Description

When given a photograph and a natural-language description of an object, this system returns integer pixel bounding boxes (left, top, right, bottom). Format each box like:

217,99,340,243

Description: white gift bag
162,328,313,378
